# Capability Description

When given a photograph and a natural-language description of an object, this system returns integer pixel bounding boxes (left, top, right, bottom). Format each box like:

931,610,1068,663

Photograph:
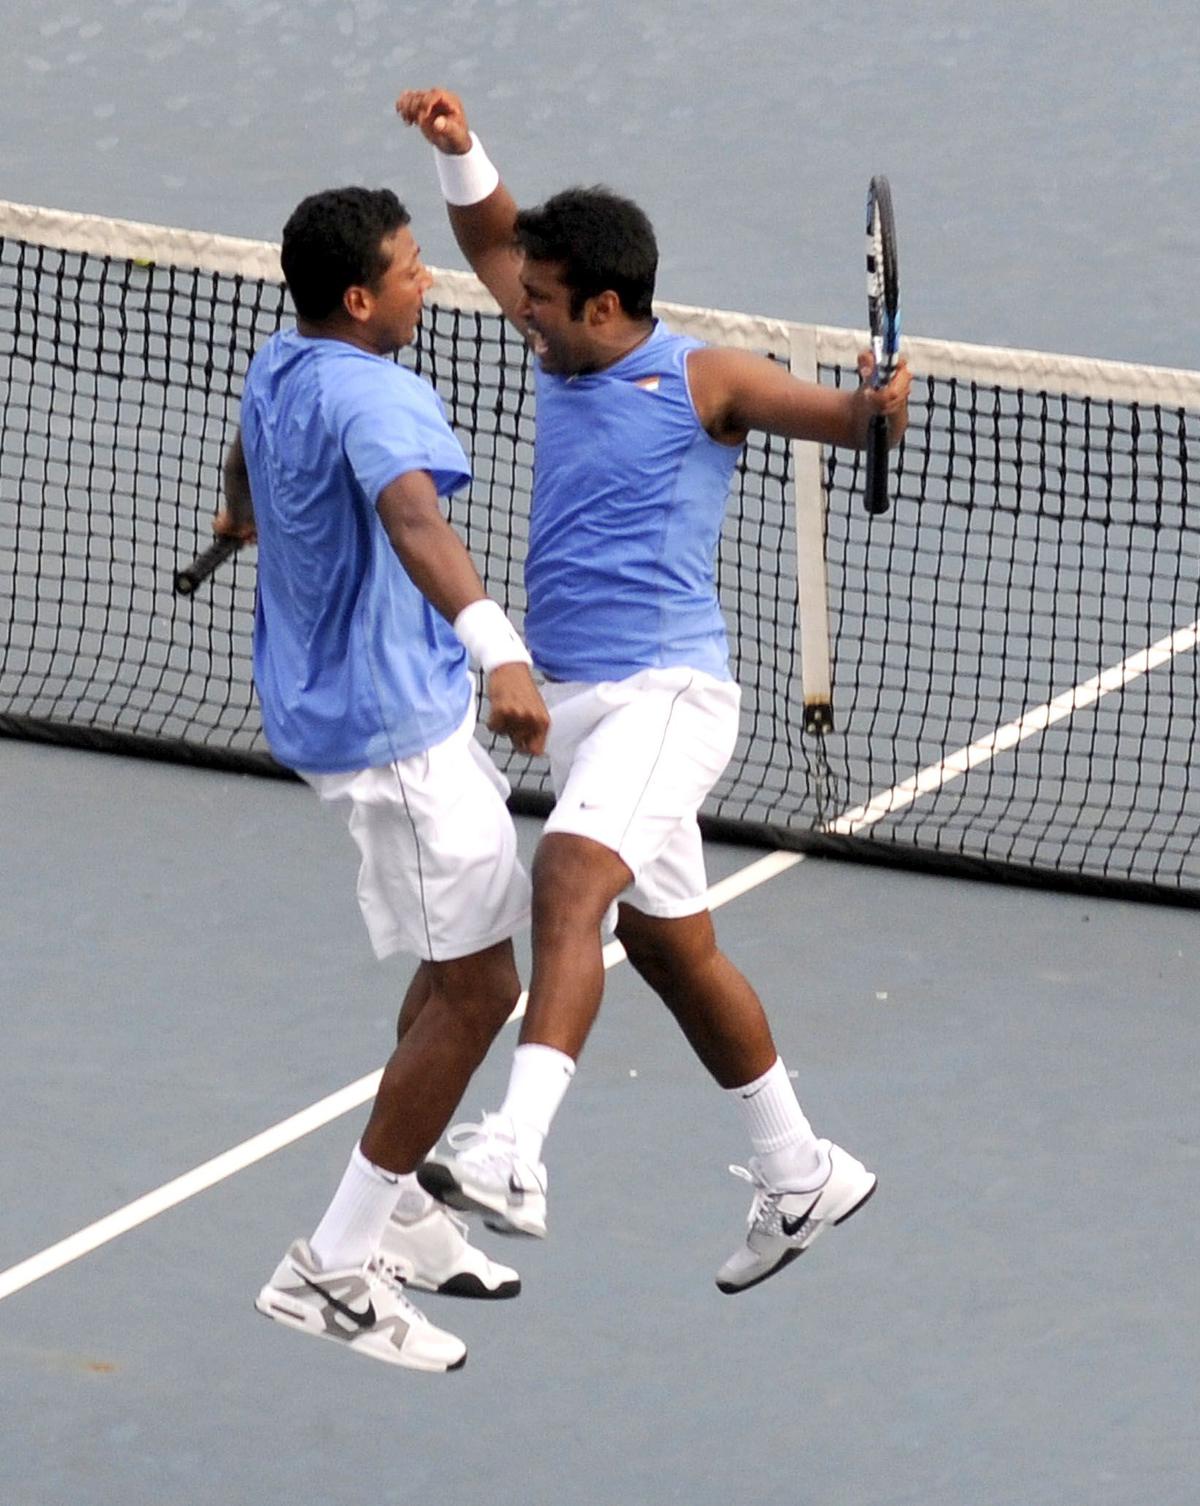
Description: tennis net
2,200,1198,906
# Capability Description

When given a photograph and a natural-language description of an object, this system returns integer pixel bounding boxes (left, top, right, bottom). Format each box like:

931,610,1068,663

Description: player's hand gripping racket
173,535,242,596
864,175,900,516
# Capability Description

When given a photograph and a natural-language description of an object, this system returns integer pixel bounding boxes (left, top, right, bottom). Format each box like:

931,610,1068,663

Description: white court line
0,848,803,1304
0,1077,385,1302
826,617,1200,836
7,617,1191,1304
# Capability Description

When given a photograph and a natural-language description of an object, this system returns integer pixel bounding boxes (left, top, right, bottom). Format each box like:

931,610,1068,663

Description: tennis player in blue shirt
215,186,549,1370
398,89,911,1296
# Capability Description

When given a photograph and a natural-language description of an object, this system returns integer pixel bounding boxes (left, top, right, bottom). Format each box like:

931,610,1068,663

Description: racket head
865,175,900,386
863,175,900,516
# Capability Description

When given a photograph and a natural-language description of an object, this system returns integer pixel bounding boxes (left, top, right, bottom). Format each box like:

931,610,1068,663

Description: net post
788,323,834,734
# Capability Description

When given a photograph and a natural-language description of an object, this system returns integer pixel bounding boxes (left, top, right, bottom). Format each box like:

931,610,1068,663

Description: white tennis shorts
542,666,741,918
302,704,530,963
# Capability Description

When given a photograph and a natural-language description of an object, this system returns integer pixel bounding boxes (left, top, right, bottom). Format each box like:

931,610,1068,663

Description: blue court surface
1,736,1195,1506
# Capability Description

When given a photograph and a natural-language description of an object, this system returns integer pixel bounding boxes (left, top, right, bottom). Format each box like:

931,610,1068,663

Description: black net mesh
819,364,1200,899
2,227,1197,904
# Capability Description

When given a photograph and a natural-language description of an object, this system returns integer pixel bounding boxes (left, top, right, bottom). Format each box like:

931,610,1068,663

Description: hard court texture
1,739,1196,1506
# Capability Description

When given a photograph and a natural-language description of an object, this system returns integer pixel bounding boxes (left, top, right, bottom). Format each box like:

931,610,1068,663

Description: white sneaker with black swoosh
254,1238,467,1371
376,1204,521,1299
715,1140,877,1294
418,1113,548,1238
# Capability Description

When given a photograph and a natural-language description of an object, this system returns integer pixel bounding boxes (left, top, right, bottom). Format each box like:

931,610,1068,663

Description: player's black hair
515,187,657,320
280,187,411,321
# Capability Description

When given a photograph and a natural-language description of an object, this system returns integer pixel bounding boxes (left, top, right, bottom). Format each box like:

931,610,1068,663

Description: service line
7,614,1191,1304
0,850,802,1303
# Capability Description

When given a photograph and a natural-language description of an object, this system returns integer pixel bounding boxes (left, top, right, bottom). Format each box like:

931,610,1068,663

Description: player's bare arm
213,428,257,541
376,467,548,755
689,347,911,451
396,88,528,333
376,467,494,618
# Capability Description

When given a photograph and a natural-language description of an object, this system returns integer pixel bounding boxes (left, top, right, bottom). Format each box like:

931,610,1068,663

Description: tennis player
215,186,550,1369
398,90,912,1294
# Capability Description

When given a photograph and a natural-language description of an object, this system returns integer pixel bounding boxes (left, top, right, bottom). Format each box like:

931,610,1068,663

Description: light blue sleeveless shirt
241,330,473,773
525,320,741,682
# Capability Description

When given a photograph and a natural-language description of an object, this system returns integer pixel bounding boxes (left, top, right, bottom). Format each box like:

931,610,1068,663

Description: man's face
362,227,432,351
516,257,596,376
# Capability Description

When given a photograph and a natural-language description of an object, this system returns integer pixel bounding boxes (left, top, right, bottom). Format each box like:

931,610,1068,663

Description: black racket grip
863,412,891,516
174,535,241,596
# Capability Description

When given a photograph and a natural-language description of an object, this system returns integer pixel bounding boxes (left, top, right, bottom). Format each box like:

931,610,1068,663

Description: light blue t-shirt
240,329,473,772
524,320,741,683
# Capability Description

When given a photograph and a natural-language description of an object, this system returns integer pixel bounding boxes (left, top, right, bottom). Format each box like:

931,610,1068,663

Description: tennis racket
173,535,241,596
863,174,900,516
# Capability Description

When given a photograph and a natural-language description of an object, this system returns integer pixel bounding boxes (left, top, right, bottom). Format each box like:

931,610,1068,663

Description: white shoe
376,1204,521,1299
254,1238,467,1371
418,1113,548,1238
715,1140,877,1295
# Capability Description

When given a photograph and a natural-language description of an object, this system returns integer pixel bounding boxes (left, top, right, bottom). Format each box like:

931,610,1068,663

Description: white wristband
434,132,500,207
453,598,532,674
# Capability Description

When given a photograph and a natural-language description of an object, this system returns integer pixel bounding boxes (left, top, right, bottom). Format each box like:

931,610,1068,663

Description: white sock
308,1142,402,1271
498,1042,576,1165
728,1057,826,1189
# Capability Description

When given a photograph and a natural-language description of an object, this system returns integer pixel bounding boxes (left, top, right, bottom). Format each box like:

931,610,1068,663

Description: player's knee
613,910,671,987
454,981,518,1051
616,907,718,985
477,954,522,1023
532,833,628,933
439,946,521,1040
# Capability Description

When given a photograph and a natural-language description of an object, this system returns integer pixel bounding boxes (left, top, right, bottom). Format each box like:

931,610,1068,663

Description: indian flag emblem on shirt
634,375,662,392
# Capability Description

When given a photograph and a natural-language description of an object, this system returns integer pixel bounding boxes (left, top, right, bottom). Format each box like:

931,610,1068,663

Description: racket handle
863,412,891,516
174,535,241,596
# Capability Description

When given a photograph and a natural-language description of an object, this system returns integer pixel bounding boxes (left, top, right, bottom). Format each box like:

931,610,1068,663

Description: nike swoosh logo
781,1200,819,1237
739,1082,768,1100
300,1274,377,1330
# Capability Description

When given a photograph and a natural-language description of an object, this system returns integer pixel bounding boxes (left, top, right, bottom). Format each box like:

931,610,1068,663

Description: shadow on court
1,740,1195,1506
